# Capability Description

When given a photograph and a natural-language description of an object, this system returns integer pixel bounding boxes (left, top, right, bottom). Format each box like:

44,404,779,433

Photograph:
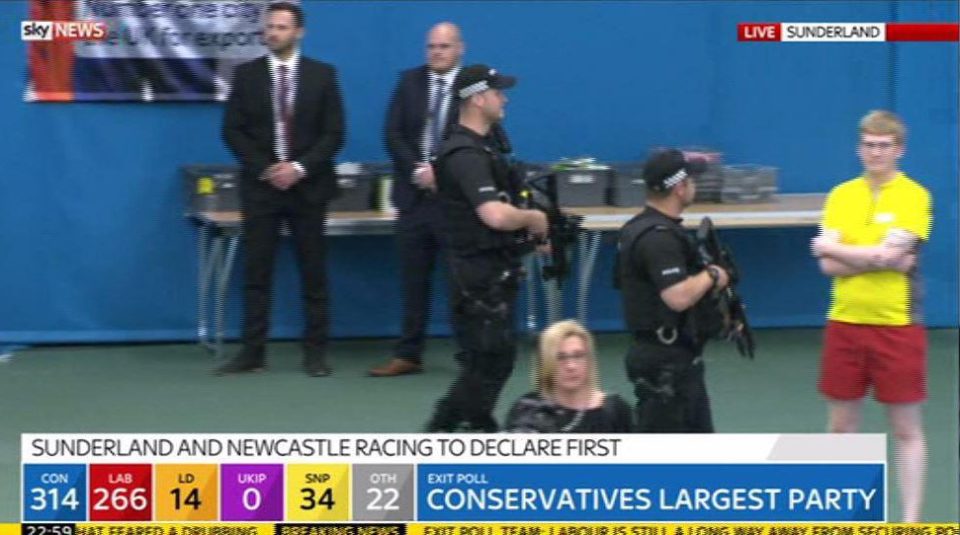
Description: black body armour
616,209,709,344
435,129,525,256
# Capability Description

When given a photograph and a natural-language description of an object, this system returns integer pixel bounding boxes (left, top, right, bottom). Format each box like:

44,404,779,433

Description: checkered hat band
458,80,490,99
663,169,687,189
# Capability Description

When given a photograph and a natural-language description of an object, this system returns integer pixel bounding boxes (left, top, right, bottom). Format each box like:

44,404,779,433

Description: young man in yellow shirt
811,110,932,522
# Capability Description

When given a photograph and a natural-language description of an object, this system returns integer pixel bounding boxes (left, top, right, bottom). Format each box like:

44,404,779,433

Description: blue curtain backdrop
1,1,956,343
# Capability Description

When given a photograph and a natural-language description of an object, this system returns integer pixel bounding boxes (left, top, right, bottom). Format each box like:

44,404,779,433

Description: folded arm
813,229,918,276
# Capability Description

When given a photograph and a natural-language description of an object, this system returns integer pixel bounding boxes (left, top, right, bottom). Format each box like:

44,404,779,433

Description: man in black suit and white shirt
219,1,345,377
368,22,464,377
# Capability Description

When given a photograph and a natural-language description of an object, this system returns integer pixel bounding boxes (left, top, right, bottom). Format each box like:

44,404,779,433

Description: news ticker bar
7,524,960,535
738,23,959,42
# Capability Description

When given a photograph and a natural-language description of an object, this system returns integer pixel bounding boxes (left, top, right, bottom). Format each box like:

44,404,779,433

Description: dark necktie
428,77,446,158
278,64,292,159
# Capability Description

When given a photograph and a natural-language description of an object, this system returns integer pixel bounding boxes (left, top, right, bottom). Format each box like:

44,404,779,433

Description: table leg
213,233,240,360
197,223,212,349
576,230,603,325
204,234,226,355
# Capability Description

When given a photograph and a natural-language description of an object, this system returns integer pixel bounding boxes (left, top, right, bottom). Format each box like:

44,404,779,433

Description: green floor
1,328,957,522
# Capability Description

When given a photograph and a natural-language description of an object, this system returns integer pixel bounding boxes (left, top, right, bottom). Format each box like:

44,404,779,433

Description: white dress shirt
267,50,305,178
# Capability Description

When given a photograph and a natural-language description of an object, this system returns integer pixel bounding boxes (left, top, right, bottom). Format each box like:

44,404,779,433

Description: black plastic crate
693,166,724,203
608,162,646,207
182,164,240,215
677,147,724,204
329,172,376,212
720,164,778,203
554,168,611,207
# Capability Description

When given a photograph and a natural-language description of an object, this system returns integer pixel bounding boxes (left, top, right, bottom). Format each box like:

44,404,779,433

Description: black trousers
427,252,520,432
625,340,714,433
240,193,328,362
393,198,445,362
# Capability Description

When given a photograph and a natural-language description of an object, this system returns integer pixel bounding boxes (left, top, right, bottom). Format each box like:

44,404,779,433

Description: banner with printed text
25,0,281,102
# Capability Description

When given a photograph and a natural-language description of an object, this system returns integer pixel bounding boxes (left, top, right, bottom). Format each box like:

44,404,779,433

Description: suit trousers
393,197,446,362
240,191,329,361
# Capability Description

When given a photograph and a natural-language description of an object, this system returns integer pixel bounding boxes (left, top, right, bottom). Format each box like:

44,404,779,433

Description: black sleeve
504,392,552,433
298,64,346,177
447,148,500,208
605,394,635,433
383,74,418,179
632,229,690,291
222,64,272,177
503,397,527,432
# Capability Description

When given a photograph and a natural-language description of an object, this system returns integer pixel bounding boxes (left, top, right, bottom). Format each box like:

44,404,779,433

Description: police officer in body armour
616,149,731,432
424,64,548,432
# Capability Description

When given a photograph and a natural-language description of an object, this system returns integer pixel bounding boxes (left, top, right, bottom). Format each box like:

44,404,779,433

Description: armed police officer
424,64,548,432
616,149,730,432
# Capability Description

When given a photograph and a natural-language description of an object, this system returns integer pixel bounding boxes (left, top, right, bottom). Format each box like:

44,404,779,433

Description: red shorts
818,320,927,403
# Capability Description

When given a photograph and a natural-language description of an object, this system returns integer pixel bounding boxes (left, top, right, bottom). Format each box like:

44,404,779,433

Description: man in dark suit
368,22,464,377
218,1,345,377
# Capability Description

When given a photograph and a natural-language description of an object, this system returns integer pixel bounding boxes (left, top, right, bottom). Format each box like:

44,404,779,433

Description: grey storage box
693,165,725,203
680,147,724,203
720,164,778,203
329,167,376,212
553,168,611,207
183,164,240,215
608,162,646,207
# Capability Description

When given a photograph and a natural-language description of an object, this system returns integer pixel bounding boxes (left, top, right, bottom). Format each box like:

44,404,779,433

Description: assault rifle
489,124,582,286
696,217,755,359
521,169,583,285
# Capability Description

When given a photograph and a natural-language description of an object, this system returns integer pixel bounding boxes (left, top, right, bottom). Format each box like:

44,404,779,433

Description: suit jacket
384,65,460,212
223,55,345,206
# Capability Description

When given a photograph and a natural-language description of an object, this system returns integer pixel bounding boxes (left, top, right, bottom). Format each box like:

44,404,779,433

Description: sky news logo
21,20,108,42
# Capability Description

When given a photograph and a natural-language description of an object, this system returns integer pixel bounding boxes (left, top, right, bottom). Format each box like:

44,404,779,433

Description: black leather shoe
423,419,455,433
303,359,332,377
467,416,500,433
214,357,265,376
423,420,495,433
424,406,461,433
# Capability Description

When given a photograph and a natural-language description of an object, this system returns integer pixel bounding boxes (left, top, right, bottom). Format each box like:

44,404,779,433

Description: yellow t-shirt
821,172,932,326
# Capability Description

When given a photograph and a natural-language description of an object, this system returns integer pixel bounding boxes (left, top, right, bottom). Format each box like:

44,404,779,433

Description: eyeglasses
860,141,898,151
557,352,588,362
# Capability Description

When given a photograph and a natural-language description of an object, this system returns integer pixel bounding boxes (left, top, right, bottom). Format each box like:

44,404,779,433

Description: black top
436,124,518,255
617,206,698,333
505,392,634,433
631,208,690,291
441,126,503,208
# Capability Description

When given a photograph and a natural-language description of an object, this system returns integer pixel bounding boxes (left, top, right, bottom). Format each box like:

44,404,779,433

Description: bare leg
827,398,863,433
886,402,926,523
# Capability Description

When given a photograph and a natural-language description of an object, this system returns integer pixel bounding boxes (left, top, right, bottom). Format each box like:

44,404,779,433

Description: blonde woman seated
505,320,634,433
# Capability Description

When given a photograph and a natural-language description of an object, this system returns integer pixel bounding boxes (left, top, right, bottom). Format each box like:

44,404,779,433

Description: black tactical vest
436,127,523,255
616,208,702,335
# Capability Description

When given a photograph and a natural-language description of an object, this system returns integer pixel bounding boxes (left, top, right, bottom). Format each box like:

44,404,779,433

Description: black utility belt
633,328,697,349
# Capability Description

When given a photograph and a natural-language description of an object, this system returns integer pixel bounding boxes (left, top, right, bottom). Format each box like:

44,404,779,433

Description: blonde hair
860,109,907,144
534,320,599,395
